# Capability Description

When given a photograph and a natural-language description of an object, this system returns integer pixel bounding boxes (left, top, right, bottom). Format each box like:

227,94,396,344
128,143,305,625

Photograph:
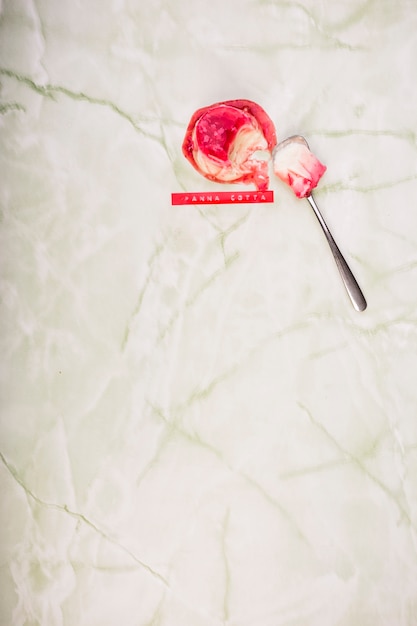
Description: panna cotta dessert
182,99,277,191
272,135,327,198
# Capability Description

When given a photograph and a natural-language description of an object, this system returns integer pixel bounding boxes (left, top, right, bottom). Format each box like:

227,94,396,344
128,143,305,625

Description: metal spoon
306,192,367,311
274,134,367,311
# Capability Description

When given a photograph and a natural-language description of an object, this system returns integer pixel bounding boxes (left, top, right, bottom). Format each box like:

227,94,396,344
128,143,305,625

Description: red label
171,190,274,205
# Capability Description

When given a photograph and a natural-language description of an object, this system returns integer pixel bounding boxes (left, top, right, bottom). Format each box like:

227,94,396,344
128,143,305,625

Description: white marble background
1,1,417,625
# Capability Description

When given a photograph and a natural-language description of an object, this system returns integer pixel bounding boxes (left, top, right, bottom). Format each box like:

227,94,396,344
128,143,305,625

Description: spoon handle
306,194,367,312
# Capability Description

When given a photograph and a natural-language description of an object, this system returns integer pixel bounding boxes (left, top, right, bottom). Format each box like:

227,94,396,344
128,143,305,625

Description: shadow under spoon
306,193,367,312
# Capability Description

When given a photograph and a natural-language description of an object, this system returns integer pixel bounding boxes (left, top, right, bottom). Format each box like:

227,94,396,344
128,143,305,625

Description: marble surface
1,1,417,624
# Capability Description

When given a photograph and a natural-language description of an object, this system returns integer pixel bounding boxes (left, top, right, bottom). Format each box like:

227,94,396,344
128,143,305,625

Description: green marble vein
0,450,169,587
157,250,240,344
222,40,363,52
0,68,162,143
307,342,348,360
280,457,351,480
122,237,169,351
149,403,224,464
310,128,417,146
298,403,416,530
144,598,165,626
0,101,25,114
256,0,364,50
181,319,309,410
149,404,311,546
218,210,252,263
322,175,417,194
